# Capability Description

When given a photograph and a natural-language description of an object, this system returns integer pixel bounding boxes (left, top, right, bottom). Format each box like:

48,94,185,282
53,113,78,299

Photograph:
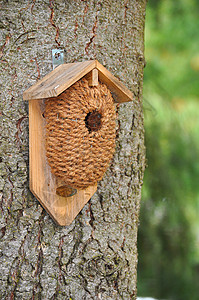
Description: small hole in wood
85,110,102,133
56,186,77,197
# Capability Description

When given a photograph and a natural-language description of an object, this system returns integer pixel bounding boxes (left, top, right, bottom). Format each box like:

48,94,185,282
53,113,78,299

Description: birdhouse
23,60,133,226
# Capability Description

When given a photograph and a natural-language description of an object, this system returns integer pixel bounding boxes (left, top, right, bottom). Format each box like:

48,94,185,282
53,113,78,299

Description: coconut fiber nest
45,78,116,189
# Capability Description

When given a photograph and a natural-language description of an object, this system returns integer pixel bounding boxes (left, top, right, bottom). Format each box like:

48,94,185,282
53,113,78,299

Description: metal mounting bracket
52,49,64,70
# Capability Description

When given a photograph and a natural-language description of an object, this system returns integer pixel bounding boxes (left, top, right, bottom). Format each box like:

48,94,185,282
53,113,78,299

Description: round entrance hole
85,110,102,133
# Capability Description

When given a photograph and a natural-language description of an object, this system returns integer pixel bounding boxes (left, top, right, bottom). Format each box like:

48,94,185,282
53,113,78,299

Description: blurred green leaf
138,0,199,299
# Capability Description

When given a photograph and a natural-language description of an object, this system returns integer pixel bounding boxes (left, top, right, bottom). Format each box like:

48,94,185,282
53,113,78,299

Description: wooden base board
29,100,97,226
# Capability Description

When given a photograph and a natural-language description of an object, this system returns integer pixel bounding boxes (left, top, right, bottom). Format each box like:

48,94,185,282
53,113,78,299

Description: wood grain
24,61,96,100
23,60,133,103
96,61,134,103
86,68,99,86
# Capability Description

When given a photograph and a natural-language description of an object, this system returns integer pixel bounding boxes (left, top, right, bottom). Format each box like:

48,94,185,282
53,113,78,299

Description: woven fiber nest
45,78,116,189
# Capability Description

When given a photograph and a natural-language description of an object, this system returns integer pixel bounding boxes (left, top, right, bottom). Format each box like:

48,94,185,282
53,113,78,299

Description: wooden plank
96,61,134,103
23,60,96,100
24,60,134,103
85,68,99,86
24,63,73,100
29,99,97,226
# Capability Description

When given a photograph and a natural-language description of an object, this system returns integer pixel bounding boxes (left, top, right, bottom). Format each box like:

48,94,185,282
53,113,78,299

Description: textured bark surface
0,0,146,299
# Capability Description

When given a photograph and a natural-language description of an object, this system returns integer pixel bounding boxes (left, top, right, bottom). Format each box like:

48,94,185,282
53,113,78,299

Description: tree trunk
0,0,146,299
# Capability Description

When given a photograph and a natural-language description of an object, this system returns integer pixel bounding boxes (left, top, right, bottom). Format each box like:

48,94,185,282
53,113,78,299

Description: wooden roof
23,60,133,103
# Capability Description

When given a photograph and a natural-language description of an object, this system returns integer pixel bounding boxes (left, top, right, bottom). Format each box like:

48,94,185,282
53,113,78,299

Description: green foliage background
138,0,199,299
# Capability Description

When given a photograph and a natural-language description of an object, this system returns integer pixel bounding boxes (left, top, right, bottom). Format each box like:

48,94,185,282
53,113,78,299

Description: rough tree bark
0,0,146,299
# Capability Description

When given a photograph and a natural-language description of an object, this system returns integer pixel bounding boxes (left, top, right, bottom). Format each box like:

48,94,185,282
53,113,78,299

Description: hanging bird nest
44,78,116,189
